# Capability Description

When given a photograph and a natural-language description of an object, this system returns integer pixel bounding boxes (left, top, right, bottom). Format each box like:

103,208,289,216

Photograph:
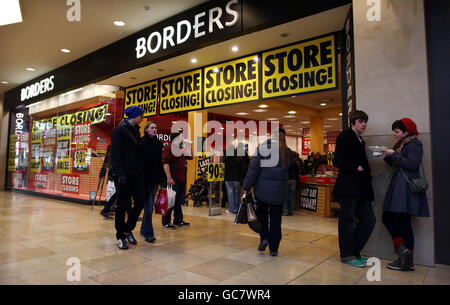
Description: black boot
387,244,414,271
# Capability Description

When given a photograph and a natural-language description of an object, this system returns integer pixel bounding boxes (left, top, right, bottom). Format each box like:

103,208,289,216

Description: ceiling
0,0,350,134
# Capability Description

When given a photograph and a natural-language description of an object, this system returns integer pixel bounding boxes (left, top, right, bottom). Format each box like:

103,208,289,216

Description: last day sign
204,54,259,108
262,35,337,99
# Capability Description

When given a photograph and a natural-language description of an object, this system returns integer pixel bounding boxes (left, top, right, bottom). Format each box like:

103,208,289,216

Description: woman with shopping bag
242,128,293,256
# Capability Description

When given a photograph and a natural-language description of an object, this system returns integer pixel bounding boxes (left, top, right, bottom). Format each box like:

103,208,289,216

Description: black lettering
235,62,246,82
320,40,333,65
264,55,276,77
223,65,234,85
316,69,327,85
275,52,287,74
206,70,214,89
304,45,319,68
288,49,302,71
305,71,315,87
144,86,151,101
290,74,298,90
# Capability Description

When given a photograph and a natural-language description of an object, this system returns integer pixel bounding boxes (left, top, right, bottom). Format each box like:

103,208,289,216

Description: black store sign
300,186,318,212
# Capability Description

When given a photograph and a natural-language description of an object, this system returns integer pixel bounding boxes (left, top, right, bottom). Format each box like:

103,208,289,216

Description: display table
297,175,337,218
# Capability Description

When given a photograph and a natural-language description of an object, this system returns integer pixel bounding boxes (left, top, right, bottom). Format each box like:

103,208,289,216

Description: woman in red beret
382,118,430,271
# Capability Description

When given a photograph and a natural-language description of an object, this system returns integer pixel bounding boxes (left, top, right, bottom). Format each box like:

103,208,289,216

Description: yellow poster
7,135,18,172
159,69,202,115
57,104,109,127
262,35,337,99
30,121,45,172
204,55,260,108
56,123,72,174
124,80,158,117
207,163,225,182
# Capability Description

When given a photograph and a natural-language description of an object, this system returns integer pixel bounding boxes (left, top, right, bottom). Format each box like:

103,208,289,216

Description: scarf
393,135,417,153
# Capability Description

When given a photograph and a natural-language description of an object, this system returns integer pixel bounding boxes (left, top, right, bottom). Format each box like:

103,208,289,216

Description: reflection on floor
0,191,449,285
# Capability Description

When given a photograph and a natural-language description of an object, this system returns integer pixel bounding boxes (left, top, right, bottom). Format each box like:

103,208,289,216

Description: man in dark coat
111,106,146,250
332,110,376,267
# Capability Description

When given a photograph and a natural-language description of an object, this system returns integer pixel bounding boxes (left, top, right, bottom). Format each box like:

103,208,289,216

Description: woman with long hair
382,118,430,271
243,128,293,256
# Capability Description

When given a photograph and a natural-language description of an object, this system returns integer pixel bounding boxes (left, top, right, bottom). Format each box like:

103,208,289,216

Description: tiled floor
0,191,449,285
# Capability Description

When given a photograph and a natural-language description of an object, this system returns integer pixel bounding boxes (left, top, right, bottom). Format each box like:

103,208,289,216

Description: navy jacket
243,140,289,205
383,138,430,217
332,129,374,201
142,133,166,187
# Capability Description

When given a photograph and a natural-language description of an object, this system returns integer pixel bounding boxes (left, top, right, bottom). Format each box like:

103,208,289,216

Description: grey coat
383,138,430,217
243,140,289,205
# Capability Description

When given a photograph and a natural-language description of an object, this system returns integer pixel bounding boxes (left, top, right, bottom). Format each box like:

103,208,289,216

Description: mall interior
0,0,449,285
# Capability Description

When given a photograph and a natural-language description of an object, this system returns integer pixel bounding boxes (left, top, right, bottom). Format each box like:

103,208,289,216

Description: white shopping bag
106,180,116,202
167,185,176,209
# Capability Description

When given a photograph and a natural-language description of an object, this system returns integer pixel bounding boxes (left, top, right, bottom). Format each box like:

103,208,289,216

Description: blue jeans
140,185,157,239
225,181,240,212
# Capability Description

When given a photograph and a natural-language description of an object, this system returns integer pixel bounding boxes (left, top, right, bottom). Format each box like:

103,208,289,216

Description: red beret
400,118,419,135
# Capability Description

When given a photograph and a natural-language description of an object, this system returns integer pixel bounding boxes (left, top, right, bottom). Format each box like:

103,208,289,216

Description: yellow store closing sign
262,35,337,99
204,55,259,108
159,69,202,115
30,122,44,172
124,80,158,117
207,163,225,182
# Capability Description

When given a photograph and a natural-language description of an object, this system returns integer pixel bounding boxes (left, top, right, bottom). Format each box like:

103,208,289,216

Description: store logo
135,0,239,59
20,75,55,102
15,112,25,135
367,0,381,22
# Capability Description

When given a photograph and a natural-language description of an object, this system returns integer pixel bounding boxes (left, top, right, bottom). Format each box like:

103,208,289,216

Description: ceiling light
253,109,267,113
253,56,258,62
320,103,327,106
301,121,310,124
324,125,332,128
61,88,84,96
284,125,292,128
1,81,8,84
339,113,343,116
0,0,23,27
284,115,296,118
61,48,71,53
26,67,35,71
213,67,220,73
281,33,290,37
26,101,42,108
191,58,198,64
231,46,239,52
114,20,126,27
288,111,297,114
291,95,296,98
327,118,339,121
236,112,249,116
266,118,278,121
258,104,268,108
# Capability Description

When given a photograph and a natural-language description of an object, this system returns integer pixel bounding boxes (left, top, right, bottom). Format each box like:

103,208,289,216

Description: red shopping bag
154,188,168,216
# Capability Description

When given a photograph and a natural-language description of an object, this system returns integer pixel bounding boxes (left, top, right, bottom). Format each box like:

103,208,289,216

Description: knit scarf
393,135,417,153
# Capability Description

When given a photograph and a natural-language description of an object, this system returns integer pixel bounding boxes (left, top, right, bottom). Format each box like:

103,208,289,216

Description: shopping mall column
186,110,208,200
310,117,324,154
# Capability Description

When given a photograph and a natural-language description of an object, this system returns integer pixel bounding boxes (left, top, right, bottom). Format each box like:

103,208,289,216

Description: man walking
332,110,376,267
111,106,146,250
161,131,192,229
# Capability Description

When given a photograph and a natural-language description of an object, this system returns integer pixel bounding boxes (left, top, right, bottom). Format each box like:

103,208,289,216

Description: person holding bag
381,118,430,271
243,128,292,257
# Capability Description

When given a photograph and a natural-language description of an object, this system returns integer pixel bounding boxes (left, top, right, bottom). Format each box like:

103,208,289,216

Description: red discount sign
302,128,311,156
61,174,80,195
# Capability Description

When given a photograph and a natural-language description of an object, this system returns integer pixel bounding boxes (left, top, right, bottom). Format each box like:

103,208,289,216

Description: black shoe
388,245,415,271
282,211,288,216
117,239,128,250
174,221,190,227
124,232,137,245
270,251,278,257
101,210,113,219
258,239,269,252
162,223,176,230
145,236,156,243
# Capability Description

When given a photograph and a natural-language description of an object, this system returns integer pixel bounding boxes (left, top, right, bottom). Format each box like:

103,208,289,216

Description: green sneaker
344,258,366,268
358,256,369,264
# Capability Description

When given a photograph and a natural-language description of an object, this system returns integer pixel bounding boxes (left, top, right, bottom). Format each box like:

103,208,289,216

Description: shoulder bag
398,163,428,195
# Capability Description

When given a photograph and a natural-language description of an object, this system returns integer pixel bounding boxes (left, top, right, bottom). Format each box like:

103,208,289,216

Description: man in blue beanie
111,106,146,250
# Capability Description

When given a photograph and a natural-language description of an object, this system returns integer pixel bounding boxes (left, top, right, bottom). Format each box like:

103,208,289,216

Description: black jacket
142,133,166,187
243,139,289,205
287,149,299,180
332,129,374,201
224,155,244,182
111,120,144,178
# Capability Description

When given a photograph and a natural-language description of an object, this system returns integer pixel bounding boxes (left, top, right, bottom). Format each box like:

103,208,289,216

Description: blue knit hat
124,106,143,119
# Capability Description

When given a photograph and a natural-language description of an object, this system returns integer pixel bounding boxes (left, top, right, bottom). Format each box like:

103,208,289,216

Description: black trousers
382,211,414,250
256,200,283,252
337,197,376,260
162,179,186,225
115,175,146,240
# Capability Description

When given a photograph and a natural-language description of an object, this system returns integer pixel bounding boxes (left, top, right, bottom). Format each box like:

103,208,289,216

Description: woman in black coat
243,128,292,256
382,118,430,271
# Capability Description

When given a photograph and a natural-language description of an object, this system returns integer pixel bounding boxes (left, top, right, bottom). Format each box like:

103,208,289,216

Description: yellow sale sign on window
124,80,158,117
262,34,337,99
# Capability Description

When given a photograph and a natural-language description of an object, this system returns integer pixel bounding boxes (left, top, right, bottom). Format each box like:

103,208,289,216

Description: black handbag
398,163,428,195
234,197,248,225
247,199,262,233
